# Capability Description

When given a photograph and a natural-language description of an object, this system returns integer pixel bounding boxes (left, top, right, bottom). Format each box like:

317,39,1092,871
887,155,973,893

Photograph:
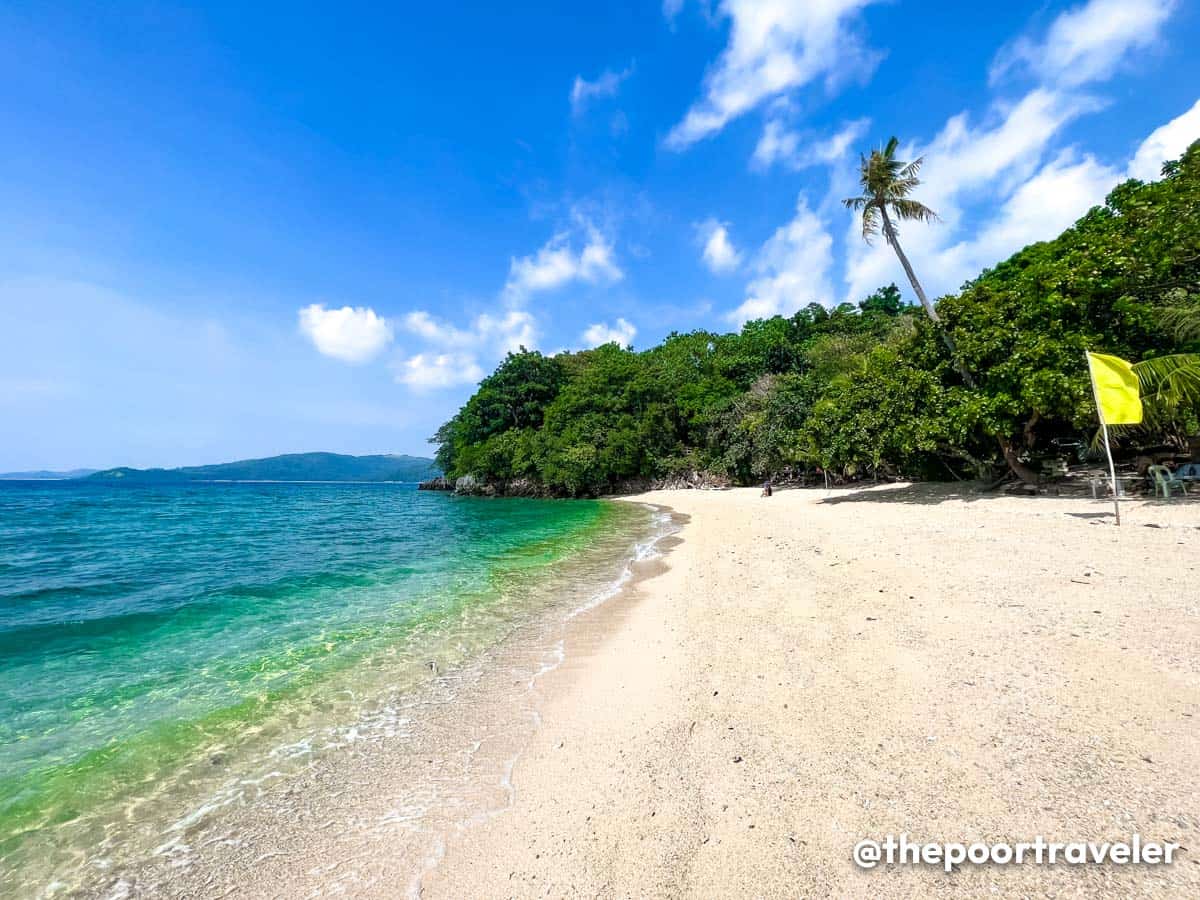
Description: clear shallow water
0,482,649,896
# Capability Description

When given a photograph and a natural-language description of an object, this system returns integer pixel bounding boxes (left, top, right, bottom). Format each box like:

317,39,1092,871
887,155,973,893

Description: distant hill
85,453,440,483
0,469,99,480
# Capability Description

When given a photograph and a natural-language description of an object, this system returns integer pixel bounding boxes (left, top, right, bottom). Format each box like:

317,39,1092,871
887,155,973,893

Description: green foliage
708,374,811,482
433,350,564,473
434,143,1200,495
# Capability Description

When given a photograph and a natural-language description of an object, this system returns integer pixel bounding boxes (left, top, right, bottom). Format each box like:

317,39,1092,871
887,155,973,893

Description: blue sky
2,0,1199,470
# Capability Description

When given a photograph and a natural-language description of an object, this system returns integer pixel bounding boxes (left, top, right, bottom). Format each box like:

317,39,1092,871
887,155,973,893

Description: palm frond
1159,303,1200,343
898,155,924,179
842,195,869,211
1132,353,1200,422
889,198,939,223
887,175,920,198
860,204,881,243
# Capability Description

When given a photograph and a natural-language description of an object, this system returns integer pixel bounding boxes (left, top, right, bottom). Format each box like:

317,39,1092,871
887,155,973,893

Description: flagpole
1087,352,1121,526
1100,419,1121,526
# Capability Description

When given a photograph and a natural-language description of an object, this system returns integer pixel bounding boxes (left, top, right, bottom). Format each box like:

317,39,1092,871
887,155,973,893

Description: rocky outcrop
602,471,733,495
452,475,553,497
445,469,732,498
417,475,454,491
646,470,732,492
453,474,485,495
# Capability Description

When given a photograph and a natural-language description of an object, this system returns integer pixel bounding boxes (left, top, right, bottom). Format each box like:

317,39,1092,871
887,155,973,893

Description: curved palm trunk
878,205,975,387
879,207,939,324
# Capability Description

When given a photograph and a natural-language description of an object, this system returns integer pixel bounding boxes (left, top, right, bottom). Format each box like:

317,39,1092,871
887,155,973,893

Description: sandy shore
422,484,1200,898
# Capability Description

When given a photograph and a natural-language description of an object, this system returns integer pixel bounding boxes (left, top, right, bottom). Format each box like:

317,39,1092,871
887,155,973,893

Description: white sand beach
422,484,1200,898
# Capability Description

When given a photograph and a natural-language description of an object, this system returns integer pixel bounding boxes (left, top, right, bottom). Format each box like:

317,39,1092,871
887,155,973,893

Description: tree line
432,141,1200,497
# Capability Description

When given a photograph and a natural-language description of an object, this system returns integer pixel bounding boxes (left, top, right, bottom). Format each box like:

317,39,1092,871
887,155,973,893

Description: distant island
2,453,440,484
0,469,99,481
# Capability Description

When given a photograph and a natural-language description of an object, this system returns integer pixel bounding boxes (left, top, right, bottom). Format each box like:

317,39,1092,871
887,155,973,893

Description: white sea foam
566,505,677,620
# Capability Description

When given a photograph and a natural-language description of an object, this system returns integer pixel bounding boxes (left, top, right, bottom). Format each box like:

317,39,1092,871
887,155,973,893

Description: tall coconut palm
843,137,940,323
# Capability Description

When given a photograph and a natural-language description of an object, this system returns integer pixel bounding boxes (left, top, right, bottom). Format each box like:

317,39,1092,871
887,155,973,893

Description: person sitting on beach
761,480,773,497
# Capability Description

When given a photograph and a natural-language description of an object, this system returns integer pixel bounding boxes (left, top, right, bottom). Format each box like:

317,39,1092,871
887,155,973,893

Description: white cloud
393,308,536,391
394,353,485,390
1127,97,1200,181
581,317,637,347
919,90,1103,211
662,0,685,21
394,211,622,391
570,66,633,115
933,150,1120,286
729,197,833,323
502,221,623,301
698,219,743,273
815,118,871,163
475,310,538,354
753,117,869,170
401,309,535,354
297,303,393,363
991,0,1176,88
666,0,881,149
752,119,800,170
401,309,463,344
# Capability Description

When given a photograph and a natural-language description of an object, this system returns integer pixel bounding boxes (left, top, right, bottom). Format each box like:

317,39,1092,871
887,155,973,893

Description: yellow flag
1086,352,1143,425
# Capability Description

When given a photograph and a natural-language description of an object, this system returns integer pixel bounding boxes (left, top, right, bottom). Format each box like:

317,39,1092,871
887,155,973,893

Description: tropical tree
843,137,940,323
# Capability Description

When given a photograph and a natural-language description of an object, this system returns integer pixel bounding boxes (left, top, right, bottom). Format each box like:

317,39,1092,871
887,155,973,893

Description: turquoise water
0,482,645,895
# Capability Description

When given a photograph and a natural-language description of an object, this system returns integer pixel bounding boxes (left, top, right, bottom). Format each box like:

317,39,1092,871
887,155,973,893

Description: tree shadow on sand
815,482,1200,513
814,482,993,506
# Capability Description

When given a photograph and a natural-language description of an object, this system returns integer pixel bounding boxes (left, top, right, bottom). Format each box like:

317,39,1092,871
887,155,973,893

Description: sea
0,481,670,897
